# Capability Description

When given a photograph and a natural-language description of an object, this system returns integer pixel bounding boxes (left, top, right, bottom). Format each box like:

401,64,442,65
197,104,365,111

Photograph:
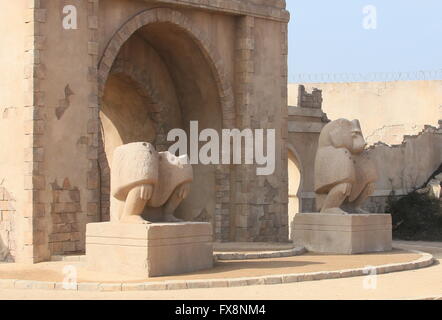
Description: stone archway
97,8,234,239
98,8,235,129
287,145,304,240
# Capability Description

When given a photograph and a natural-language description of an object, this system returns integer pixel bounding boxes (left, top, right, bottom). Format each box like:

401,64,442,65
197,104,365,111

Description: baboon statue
111,142,193,224
315,119,378,214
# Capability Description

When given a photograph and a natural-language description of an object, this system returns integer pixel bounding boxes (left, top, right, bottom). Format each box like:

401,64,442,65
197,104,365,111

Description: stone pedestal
293,213,392,254
86,222,213,277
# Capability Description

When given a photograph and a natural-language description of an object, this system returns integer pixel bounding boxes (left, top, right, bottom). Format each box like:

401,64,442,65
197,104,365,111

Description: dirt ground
0,242,440,300
0,249,420,283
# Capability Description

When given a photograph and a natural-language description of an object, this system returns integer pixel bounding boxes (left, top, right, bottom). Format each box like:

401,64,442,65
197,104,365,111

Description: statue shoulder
315,146,355,193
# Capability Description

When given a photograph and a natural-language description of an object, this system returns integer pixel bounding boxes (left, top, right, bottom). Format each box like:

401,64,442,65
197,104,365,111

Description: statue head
319,118,367,154
350,119,367,154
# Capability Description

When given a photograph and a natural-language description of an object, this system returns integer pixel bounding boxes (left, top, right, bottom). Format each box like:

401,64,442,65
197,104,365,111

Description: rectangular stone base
293,213,392,254
86,222,213,277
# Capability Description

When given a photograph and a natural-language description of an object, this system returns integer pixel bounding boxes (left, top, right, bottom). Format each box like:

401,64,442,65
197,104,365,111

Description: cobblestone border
215,246,306,260
0,249,433,292
50,246,306,262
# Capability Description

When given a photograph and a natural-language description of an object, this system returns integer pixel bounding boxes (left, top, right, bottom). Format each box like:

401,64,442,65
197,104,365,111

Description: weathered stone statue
315,119,378,214
87,143,212,277
111,142,193,224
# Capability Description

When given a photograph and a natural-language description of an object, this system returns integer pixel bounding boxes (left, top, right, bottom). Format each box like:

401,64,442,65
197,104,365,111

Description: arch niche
287,146,303,240
97,8,234,229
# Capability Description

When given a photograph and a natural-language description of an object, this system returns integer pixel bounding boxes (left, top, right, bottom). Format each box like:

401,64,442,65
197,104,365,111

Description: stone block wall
0,187,16,261
3,0,290,262
48,179,81,255
230,15,289,242
297,85,323,109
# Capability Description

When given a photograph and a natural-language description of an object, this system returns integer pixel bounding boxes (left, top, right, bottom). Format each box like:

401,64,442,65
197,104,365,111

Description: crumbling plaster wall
363,125,442,213
288,81,442,145
23,0,100,261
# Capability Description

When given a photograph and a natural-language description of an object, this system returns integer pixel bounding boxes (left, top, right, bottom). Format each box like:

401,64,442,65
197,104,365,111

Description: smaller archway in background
288,148,302,240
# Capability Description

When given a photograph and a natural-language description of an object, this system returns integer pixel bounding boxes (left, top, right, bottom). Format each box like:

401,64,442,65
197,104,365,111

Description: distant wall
288,81,442,145
363,125,442,212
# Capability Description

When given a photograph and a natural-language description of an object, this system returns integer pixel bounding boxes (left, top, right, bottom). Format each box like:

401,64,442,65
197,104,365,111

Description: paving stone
14,280,33,289
78,282,100,291
310,272,328,281
207,279,229,288
166,281,188,290
55,282,78,291
99,283,122,292
122,283,145,291
336,270,349,278
325,271,341,279
299,273,314,281
264,276,283,285
144,282,167,291
279,251,292,257
388,264,405,272
32,281,55,290
187,280,211,289
282,274,302,283
246,278,264,286
419,257,433,268
227,278,249,287
0,279,16,289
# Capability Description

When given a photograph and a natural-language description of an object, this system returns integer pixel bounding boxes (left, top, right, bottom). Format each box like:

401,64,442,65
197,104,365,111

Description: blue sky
287,0,442,82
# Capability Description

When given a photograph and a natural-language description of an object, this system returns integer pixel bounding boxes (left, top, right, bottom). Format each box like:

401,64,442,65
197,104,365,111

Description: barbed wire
290,69,442,83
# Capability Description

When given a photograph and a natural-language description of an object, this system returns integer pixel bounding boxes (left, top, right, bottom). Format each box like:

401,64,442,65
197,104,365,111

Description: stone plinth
86,222,213,277
293,213,392,254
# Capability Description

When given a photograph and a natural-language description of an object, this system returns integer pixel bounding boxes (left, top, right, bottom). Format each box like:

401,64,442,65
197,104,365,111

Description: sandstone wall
0,1,28,261
13,0,289,262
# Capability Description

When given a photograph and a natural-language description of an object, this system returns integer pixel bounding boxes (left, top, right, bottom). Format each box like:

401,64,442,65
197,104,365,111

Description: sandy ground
0,241,440,300
0,250,420,283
